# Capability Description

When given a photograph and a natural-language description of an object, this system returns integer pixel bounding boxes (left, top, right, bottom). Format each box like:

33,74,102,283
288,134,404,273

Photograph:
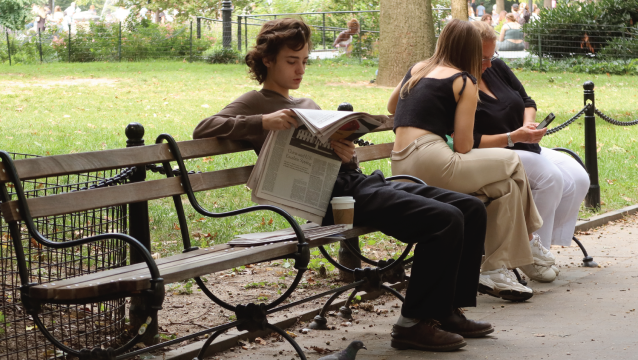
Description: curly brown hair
245,18,313,84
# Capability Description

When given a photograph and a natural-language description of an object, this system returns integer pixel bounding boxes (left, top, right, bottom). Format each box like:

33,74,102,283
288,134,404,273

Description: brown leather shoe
436,308,494,338
391,319,466,352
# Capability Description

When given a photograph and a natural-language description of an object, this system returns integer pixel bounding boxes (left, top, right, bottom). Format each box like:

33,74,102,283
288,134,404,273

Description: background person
194,17,492,353
497,14,524,51
481,14,493,27
387,19,543,302
510,3,520,21
518,3,531,25
476,2,486,17
333,18,359,54
471,21,589,282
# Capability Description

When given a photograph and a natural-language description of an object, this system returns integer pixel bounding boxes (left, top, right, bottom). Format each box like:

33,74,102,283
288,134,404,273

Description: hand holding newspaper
247,110,387,223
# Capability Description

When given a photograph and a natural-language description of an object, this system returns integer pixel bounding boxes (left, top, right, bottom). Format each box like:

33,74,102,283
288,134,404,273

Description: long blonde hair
401,19,482,99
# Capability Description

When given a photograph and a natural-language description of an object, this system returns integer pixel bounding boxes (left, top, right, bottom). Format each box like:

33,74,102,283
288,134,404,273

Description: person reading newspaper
247,108,385,223
193,18,493,352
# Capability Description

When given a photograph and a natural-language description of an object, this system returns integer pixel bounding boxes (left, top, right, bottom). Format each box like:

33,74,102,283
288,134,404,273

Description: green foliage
203,47,241,64
599,37,638,63
505,57,638,75
0,0,31,31
170,279,194,294
47,21,214,62
525,0,638,59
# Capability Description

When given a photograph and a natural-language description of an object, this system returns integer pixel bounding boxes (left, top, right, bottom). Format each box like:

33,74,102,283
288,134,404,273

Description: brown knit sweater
193,89,358,169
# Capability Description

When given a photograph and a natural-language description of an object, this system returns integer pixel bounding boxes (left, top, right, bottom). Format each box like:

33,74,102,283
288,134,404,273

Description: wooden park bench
0,116,419,360
0,107,596,360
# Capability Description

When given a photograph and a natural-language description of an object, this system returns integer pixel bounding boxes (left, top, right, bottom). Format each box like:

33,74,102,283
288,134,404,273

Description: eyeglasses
482,51,499,63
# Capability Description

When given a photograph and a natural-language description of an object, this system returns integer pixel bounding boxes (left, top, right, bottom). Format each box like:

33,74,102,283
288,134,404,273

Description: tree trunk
377,0,436,87
452,0,469,20
544,0,552,8
496,0,505,13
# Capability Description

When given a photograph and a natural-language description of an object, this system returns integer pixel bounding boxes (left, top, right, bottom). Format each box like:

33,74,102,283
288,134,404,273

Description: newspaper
247,110,386,223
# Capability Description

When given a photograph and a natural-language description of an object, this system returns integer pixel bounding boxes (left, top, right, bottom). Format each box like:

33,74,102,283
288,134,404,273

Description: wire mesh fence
525,23,638,61
0,152,129,360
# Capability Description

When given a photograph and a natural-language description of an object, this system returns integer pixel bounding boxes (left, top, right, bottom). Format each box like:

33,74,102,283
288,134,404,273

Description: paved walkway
231,214,638,360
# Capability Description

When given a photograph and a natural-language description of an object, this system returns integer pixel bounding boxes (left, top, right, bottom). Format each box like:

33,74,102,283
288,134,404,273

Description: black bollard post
189,20,193,63
118,22,122,62
583,81,600,209
336,102,360,281
222,0,232,49
6,29,12,66
125,123,158,345
68,23,71,63
237,15,242,52
38,29,43,63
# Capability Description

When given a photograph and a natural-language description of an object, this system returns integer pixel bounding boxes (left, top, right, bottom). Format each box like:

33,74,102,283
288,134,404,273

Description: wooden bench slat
2,140,397,222
1,166,254,222
29,227,375,301
34,245,233,291
0,138,252,183
357,143,394,163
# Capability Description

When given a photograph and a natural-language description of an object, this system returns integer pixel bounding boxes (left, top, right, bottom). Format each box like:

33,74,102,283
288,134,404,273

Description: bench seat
29,227,374,302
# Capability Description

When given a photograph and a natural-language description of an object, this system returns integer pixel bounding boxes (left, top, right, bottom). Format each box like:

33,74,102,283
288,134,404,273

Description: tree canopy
0,0,31,31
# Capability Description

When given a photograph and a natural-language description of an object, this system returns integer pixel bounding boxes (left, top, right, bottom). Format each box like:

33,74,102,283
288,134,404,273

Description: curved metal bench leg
309,289,349,330
193,328,228,360
338,289,359,320
267,323,308,360
573,236,597,267
381,284,405,302
512,268,528,286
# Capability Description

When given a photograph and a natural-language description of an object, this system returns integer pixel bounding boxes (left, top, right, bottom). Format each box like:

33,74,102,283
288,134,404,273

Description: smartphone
537,113,555,130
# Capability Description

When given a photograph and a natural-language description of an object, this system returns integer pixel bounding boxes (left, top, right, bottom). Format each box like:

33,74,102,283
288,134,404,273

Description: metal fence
229,10,380,61
0,153,129,360
2,21,211,65
525,23,638,61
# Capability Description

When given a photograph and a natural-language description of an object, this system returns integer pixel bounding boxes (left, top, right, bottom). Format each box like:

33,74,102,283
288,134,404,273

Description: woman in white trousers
514,148,589,248
469,21,590,283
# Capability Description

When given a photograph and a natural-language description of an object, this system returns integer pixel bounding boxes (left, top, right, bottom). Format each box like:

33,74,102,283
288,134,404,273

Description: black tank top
394,68,477,141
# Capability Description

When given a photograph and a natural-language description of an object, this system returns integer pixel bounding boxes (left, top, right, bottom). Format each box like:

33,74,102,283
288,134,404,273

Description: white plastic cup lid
330,196,355,204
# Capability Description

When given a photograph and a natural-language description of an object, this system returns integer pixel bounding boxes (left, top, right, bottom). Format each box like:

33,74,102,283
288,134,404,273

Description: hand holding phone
536,113,555,130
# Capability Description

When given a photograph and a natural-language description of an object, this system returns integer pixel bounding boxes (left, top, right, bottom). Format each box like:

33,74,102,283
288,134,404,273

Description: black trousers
323,170,487,319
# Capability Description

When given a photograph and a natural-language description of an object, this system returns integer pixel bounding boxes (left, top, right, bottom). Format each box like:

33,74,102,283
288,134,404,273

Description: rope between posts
545,104,590,135
594,109,638,126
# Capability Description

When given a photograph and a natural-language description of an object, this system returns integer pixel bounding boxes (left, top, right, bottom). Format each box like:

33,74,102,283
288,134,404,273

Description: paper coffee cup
330,196,355,230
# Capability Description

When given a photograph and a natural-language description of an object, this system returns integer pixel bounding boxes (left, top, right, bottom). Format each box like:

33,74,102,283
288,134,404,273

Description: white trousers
514,147,590,248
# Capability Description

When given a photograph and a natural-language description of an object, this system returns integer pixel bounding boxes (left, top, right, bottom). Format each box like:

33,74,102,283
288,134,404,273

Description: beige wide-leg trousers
391,133,543,271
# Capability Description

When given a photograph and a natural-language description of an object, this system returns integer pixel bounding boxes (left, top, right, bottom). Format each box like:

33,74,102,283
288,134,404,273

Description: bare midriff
393,126,435,152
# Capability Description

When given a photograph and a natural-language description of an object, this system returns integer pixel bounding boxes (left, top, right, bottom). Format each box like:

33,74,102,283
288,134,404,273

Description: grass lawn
1,61,637,260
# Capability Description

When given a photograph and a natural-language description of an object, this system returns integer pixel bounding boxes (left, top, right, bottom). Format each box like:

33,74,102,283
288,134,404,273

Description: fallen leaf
307,346,335,354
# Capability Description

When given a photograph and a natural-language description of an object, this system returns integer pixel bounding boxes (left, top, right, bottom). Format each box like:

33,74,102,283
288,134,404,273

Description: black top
474,59,540,153
394,68,477,142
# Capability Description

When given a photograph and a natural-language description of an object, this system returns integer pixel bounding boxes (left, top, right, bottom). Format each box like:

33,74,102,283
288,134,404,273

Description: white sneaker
519,263,557,283
530,234,556,266
550,264,560,276
479,266,533,302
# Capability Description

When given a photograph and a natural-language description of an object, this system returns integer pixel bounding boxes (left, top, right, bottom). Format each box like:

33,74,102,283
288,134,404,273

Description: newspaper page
253,126,341,222
291,109,385,143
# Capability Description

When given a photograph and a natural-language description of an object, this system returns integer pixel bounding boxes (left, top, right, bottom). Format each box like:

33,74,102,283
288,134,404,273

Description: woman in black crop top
388,19,545,302
471,21,590,283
